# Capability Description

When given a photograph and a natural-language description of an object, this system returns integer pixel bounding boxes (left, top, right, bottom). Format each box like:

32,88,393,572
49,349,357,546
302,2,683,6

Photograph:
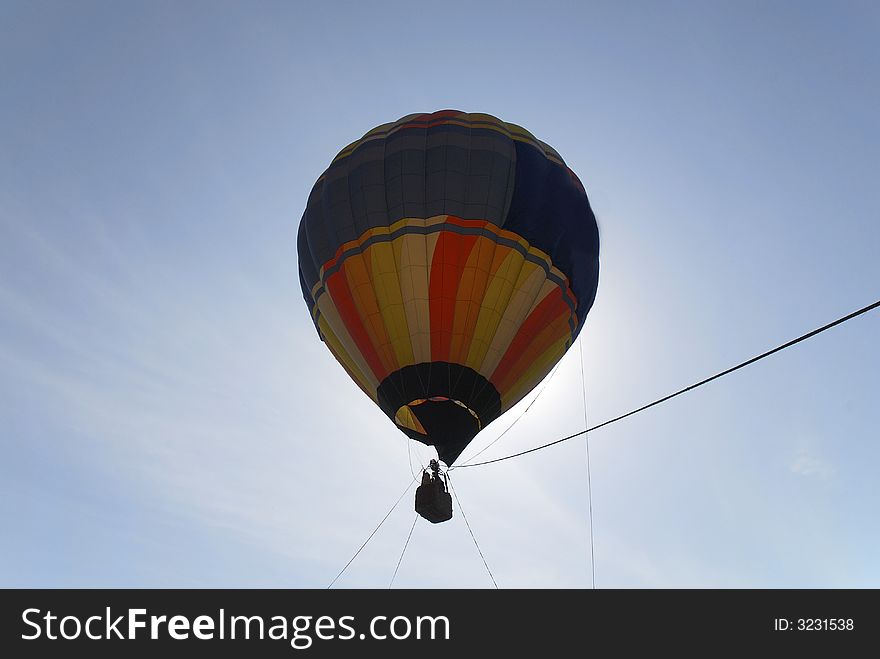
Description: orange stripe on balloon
449,235,496,365
429,229,479,363
495,310,571,397
325,269,388,381
490,287,571,390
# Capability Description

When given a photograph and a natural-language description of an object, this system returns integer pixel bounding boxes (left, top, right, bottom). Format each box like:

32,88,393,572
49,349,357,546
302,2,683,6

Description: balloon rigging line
389,513,419,589
579,337,596,590
453,298,880,469
327,474,417,589
447,474,498,589
406,438,418,479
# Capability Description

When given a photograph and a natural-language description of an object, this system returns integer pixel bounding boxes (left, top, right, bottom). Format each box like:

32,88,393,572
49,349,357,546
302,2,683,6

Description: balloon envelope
298,110,599,464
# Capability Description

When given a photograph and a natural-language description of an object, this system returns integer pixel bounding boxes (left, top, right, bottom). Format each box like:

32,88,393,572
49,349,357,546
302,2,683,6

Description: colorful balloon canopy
298,110,599,465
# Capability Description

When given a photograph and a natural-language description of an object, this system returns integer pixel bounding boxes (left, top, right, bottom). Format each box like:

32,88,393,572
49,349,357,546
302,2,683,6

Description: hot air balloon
297,110,599,478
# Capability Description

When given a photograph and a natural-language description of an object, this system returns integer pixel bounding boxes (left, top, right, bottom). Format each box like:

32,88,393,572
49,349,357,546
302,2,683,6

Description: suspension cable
327,474,417,589
580,337,596,589
454,298,880,469
389,513,419,589
447,474,498,589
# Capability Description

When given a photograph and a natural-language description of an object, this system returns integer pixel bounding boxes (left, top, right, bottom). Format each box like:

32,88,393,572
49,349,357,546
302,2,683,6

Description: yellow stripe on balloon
369,240,414,368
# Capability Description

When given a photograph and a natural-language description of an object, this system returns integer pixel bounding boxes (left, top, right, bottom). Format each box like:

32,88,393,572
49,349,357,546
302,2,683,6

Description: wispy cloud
789,449,834,480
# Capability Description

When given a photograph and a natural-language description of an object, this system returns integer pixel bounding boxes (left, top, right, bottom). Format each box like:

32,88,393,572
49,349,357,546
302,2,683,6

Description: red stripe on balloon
429,229,479,363
490,287,571,390
324,269,388,382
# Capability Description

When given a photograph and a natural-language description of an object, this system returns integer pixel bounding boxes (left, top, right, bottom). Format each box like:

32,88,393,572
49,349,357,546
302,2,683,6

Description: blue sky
1,0,878,587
